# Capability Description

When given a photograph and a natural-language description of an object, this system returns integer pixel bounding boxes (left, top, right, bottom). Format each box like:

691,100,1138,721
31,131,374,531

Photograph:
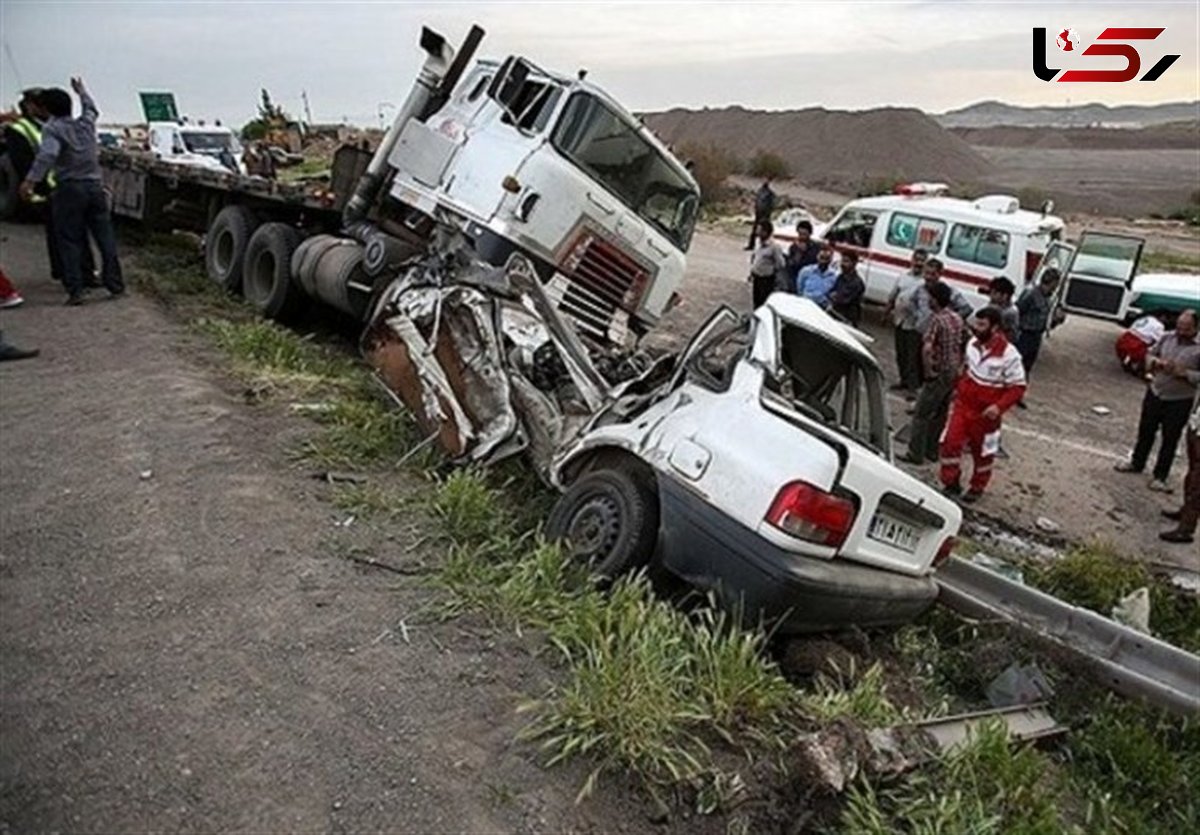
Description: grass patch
801,662,907,727
427,469,797,799
1024,544,1200,652
279,157,331,182
841,720,1065,834
299,393,416,469
331,482,415,519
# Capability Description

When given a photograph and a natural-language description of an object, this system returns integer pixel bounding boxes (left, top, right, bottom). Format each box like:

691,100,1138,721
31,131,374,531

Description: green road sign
139,91,178,123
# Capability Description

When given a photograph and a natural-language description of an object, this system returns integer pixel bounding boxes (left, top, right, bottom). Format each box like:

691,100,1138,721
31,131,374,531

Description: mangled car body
363,238,962,632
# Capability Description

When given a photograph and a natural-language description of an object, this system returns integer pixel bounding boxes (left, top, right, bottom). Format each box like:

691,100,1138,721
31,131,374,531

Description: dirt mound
952,121,1200,151
644,106,993,189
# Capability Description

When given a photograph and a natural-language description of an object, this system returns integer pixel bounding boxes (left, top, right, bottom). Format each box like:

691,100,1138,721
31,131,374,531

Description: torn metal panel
915,704,1066,754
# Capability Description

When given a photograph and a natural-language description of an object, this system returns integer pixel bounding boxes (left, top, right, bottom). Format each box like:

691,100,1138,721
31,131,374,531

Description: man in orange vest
939,307,1027,503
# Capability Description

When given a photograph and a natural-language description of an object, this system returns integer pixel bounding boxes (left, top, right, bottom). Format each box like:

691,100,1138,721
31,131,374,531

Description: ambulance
805,183,1066,308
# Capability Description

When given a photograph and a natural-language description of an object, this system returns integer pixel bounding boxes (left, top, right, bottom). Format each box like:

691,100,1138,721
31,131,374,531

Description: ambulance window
824,210,879,248
948,223,1010,268
886,213,946,252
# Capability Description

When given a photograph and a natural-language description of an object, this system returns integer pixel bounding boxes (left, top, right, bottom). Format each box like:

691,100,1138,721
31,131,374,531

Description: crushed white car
362,237,962,631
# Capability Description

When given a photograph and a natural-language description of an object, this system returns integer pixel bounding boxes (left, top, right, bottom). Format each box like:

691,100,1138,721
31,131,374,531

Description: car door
1059,232,1145,320
1031,240,1075,334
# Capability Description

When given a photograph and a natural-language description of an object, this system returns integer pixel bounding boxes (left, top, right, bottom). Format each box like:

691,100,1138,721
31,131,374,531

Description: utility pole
301,89,313,125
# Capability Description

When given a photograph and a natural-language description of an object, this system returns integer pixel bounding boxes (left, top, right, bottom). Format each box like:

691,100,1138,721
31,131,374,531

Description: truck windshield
551,92,699,251
183,133,238,154
769,323,888,453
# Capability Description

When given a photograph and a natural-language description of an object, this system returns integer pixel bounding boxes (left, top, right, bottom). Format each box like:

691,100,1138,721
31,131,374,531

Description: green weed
300,394,415,468
841,721,1064,834
430,470,509,545
331,482,415,519
1024,545,1200,652
801,661,906,727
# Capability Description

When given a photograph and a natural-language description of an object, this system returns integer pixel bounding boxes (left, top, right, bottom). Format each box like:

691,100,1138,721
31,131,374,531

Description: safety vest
9,117,56,198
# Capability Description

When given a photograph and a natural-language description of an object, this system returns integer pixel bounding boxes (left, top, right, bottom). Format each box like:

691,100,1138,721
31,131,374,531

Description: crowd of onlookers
744,179,1199,545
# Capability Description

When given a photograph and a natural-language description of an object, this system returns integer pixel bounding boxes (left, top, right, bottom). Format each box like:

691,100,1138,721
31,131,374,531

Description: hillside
937,100,1199,128
643,106,992,190
951,121,1200,150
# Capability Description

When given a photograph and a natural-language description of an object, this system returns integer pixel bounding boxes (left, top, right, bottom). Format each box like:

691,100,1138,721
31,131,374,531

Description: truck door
1059,231,1145,320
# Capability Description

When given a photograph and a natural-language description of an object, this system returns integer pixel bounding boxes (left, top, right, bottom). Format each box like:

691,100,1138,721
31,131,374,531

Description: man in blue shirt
19,78,124,305
795,244,838,307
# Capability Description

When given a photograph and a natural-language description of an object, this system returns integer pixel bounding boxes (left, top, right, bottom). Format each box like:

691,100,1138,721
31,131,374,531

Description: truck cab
148,122,246,176
383,59,701,348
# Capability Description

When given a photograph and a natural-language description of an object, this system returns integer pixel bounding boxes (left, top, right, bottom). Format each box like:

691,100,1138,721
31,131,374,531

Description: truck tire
205,205,258,291
546,466,659,580
243,223,304,320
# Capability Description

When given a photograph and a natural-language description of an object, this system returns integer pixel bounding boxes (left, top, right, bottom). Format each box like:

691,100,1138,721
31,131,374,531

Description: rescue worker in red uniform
939,306,1027,503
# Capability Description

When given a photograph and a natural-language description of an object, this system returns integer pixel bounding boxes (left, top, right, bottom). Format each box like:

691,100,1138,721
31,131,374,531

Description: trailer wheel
546,467,659,580
205,205,258,291
243,223,304,321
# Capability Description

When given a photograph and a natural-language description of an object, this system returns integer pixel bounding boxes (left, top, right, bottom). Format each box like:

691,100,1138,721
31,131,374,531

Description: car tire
546,466,659,580
205,205,258,291
242,222,304,321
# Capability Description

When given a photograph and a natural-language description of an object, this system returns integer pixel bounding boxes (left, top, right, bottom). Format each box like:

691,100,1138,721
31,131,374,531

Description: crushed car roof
757,294,879,364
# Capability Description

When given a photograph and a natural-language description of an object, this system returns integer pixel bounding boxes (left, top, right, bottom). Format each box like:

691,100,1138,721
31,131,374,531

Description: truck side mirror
487,56,533,112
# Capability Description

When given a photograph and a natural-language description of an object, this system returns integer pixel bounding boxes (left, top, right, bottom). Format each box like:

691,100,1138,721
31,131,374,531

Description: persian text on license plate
868,513,920,552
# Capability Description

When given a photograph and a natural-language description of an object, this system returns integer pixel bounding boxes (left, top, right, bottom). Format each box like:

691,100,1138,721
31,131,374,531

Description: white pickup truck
363,243,961,632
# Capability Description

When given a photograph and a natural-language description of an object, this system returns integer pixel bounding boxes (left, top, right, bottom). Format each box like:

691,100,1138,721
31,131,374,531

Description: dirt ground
653,226,1200,580
0,221,682,834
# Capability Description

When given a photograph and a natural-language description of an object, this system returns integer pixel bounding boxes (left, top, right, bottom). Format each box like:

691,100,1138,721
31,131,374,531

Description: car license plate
868,513,920,552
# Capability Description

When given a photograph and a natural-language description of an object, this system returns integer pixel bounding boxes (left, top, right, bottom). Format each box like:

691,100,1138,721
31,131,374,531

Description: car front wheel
546,467,659,580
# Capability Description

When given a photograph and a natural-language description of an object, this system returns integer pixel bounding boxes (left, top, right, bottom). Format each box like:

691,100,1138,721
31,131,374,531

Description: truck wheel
243,223,304,321
205,205,258,291
546,467,659,580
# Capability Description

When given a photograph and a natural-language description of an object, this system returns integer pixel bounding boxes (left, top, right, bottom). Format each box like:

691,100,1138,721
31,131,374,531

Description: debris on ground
1111,586,1151,633
1035,516,1060,533
986,662,1054,707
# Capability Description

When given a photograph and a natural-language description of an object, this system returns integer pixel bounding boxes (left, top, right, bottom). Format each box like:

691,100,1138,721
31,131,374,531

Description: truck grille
554,232,650,344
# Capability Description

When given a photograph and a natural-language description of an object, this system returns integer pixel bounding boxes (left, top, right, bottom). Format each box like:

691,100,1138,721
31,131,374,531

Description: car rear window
766,323,888,453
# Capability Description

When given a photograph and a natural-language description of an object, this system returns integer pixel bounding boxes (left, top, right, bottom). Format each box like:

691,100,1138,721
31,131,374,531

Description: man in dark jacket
4,89,95,285
1013,268,1061,408
20,79,123,304
829,251,866,326
786,219,820,282
745,179,776,250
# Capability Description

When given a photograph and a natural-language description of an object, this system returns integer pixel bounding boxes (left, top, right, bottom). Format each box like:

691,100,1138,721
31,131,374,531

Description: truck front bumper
656,475,939,634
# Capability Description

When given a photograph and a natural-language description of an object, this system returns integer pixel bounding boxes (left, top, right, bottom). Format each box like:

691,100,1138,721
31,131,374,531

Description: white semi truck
101,24,700,351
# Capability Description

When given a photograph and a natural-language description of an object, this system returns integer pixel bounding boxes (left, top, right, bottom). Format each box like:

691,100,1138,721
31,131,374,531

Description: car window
824,209,879,249
947,223,1010,268
886,213,946,253
686,320,753,392
767,323,888,453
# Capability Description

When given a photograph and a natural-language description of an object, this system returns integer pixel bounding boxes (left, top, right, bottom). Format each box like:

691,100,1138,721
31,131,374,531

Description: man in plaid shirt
901,282,965,464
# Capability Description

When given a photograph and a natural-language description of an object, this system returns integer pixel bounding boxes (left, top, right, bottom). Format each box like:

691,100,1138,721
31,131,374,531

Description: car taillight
766,481,857,548
933,536,957,568
1025,251,1042,283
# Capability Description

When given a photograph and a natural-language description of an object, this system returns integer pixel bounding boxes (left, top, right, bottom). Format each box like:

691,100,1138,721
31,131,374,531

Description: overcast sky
1,1,1197,126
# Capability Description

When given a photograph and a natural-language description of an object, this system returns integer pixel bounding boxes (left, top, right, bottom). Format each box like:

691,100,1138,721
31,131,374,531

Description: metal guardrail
936,557,1200,717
